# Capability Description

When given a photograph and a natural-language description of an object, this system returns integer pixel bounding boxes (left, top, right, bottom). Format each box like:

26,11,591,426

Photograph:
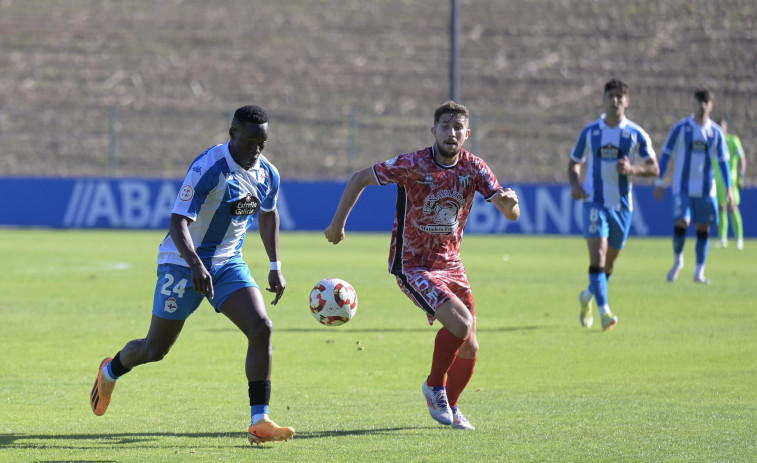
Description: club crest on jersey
598,144,621,159
421,194,461,235
164,297,178,313
254,168,267,184
690,140,708,152
179,185,194,201
459,173,471,188
231,193,260,216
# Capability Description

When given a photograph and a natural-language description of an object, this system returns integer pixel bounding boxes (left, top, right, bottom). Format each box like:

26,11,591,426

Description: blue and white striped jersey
658,115,730,198
570,116,656,211
157,142,280,270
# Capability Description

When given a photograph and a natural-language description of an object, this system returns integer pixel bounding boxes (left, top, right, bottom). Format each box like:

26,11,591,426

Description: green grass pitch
1,229,755,462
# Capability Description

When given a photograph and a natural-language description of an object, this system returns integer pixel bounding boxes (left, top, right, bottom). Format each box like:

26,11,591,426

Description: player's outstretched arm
324,167,379,244
491,188,520,221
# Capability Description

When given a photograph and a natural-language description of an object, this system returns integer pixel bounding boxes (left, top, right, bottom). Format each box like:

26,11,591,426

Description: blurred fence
0,102,585,183
0,101,752,188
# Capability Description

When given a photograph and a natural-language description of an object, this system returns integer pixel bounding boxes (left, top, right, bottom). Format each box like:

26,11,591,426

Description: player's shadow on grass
208,325,544,334
1,427,431,451
292,426,431,439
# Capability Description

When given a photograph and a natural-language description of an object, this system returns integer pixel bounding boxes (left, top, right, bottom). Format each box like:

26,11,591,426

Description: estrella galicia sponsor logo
690,140,708,152
598,144,621,159
230,193,260,216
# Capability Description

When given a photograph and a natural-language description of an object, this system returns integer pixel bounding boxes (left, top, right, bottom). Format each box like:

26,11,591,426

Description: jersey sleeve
733,136,745,159
714,130,732,189
259,163,280,212
569,125,591,163
172,161,220,220
473,156,503,201
658,122,683,178
373,153,411,186
636,127,656,160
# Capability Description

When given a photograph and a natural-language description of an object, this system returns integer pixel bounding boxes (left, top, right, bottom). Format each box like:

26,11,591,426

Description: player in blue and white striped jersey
90,105,295,445
654,89,733,285
568,79,659,332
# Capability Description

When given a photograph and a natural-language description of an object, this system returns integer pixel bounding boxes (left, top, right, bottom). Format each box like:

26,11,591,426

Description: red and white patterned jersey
372,146,503,273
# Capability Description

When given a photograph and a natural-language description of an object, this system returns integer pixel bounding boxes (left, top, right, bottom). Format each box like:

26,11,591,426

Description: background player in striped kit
654,90,734,284
324,100,520,430
89,105,295,445
568,79,659,331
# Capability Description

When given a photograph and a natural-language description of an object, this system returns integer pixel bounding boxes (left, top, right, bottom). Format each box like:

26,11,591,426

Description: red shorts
394,267,475,324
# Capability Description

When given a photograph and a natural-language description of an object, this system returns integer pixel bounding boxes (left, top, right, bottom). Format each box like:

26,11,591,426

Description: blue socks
251,405,269,425
588,266,607,307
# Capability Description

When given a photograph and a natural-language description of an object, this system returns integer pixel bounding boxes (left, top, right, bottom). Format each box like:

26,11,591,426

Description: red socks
427,327,466,387
446,356,476,408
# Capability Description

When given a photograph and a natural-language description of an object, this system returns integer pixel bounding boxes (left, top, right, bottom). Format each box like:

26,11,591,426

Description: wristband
654,178,664,187
270,261,281,271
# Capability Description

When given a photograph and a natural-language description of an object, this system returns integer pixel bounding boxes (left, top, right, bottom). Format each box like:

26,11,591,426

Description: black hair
604,79,629,95
434,100,470,124
233,105,269,125
694,89,714,103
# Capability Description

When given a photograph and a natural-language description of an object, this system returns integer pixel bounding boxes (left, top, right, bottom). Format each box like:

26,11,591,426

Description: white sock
674,253,684,268
582,287,593,301
695,264,705,279
251,413,268,425
598,304,611,317
102,363,118,382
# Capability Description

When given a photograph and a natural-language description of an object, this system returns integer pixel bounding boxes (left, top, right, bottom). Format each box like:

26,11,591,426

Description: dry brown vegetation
1,0,755,183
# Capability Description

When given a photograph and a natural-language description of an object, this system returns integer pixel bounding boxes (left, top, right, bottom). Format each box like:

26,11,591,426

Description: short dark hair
434,100,470,124
233,105,269,125
604,79,629,95
694,89,713,103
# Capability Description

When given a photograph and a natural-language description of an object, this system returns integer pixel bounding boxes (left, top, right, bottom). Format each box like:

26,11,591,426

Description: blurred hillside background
0,0,754,183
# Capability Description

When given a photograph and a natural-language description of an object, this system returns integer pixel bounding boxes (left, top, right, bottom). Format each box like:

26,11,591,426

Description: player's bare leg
91,316,184,416
222,287,294,444
119,316,186,367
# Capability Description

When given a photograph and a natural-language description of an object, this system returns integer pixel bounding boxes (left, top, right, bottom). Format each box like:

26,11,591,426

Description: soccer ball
309,278,358,326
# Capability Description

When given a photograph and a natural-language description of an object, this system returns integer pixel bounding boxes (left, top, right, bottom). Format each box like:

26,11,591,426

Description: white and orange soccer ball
309,278,358,326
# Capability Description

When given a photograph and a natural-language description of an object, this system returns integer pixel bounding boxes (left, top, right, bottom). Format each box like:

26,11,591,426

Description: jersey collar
430,144,461,169
599,113,627,129
688,114,712,130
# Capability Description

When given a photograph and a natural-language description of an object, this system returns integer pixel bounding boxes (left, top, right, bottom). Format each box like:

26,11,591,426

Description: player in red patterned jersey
325,100,519,430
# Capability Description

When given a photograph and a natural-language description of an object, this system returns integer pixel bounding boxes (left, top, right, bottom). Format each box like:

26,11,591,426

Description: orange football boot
90,357,116,416
247,418,295,445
